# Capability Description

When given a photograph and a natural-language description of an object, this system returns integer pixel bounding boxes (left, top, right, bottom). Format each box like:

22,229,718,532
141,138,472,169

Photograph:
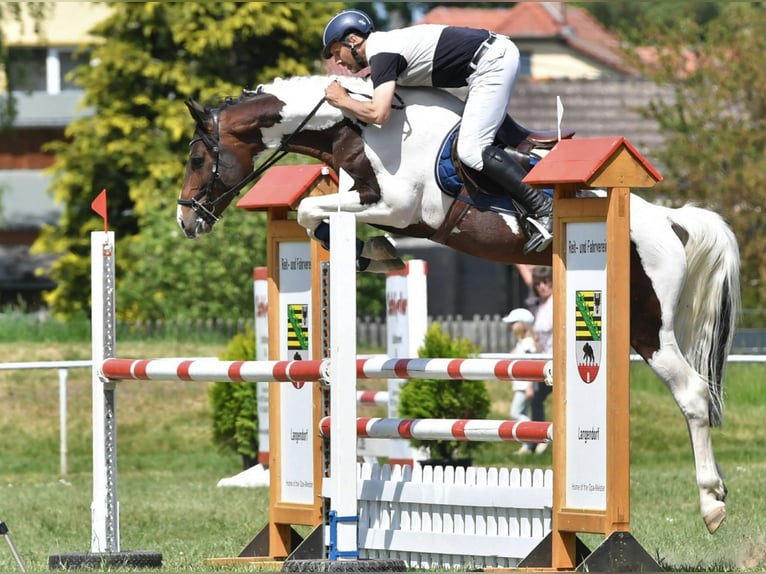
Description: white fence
0,360,91,475
323,462,552,569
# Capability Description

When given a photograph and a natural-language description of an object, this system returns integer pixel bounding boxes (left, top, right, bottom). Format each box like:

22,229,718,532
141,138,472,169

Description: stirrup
522,217,552,254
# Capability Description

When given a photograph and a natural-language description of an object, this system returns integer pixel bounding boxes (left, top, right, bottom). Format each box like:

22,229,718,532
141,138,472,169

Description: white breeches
457,36,521,170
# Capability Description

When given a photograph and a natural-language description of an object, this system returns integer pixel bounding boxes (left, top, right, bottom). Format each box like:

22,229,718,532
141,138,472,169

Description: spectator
516,264,553,454
501,307,537,454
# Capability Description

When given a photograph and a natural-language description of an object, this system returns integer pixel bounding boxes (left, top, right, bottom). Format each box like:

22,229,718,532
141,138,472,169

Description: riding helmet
322,9,374,58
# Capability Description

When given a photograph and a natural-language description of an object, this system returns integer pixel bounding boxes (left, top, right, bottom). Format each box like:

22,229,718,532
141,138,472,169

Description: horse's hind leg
645,340,727,533
631,266,726,533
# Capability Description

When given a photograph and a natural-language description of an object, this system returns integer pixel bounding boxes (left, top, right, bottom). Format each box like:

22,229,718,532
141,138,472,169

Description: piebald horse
178,75,740,533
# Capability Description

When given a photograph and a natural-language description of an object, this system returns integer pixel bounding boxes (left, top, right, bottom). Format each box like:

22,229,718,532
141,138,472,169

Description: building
0,3,111,305
417,2,633,80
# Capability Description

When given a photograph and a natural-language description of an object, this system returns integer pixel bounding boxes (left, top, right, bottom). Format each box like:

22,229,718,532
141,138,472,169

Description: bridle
178,93,328,226
178,86,404,226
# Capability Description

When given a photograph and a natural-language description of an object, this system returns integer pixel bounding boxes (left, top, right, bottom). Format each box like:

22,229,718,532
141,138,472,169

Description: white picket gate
323,462,552,569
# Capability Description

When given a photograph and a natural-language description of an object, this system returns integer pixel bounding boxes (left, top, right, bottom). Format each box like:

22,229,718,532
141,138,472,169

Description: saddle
430,115,574,244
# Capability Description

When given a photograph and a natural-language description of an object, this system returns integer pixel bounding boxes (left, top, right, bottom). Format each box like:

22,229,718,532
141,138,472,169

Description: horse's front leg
298,189,419,231
647,341,727,533
298,192,406,272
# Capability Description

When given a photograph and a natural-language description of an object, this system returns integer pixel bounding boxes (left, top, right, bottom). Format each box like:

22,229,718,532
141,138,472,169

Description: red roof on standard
237,164,338,211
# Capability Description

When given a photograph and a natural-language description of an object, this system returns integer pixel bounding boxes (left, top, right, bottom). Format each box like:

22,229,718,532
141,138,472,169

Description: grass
2,341,766,571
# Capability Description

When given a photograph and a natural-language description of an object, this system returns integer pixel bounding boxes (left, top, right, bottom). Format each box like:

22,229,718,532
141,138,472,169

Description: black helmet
322,9,374,59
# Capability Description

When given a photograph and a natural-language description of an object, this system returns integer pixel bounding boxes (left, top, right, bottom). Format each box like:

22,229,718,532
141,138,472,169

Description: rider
321,9,553,253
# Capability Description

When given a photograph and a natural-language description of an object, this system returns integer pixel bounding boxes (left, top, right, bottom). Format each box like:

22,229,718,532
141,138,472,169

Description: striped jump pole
100,357,332,383
357,356,553,384
100,356,552,384
320,417,553,444
356,391,389,407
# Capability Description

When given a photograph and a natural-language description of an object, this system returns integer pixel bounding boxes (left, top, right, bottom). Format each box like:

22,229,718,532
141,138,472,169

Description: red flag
91,189,108,232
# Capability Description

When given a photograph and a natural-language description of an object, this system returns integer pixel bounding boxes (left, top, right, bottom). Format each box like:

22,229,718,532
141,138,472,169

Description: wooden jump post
522,136,662,571
234,164,336,562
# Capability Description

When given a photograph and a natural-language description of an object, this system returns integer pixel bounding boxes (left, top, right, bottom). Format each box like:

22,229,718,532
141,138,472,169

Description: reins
179,84,406,226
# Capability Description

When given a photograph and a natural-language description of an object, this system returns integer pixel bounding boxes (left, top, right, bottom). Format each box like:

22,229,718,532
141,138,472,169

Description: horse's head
178,93,284,238
177,77,364,238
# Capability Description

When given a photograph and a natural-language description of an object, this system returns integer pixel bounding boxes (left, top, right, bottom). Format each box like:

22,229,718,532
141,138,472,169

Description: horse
177,74,740,534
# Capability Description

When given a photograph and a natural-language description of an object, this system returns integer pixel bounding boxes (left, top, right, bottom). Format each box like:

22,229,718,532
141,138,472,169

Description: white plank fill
333,462,551,569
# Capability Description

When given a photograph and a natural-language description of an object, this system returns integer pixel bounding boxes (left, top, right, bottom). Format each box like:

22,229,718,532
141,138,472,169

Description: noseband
178,94,328,226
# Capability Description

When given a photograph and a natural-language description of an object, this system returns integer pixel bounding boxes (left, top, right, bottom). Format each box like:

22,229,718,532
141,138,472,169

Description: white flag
557,96,564,141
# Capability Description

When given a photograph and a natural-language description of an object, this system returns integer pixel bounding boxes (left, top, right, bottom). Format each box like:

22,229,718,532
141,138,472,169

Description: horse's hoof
363,258,405,273
361,236,398,261
704,504,726,534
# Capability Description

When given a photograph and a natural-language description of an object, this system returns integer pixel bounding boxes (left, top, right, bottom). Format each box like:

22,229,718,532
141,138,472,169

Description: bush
397,323,490,461
209,324,259,469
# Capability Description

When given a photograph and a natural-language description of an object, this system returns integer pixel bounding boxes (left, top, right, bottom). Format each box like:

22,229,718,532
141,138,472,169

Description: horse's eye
191,156,205,170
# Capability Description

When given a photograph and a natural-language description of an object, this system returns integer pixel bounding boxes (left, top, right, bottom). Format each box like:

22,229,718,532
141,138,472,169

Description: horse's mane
204,90,261,112
202,74,464,140
209,74,463,119
200,76,370,128
252,75,375,133
259,75,373,99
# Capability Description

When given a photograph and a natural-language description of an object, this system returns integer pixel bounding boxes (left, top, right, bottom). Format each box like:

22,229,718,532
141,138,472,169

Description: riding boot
481,146,553,254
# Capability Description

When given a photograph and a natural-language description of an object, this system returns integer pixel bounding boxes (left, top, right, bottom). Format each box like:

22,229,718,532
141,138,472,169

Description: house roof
417,3,633,76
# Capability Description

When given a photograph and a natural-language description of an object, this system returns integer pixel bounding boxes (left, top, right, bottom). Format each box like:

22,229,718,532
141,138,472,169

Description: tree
579,2,723,43
210,324,260,469
616,4,766,319
32,2,343,319
397,323,490,461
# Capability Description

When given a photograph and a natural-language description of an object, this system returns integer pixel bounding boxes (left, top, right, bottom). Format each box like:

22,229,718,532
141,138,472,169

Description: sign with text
385,261,428,462
254,268,270,464
278,241,314,504
565,222,607,510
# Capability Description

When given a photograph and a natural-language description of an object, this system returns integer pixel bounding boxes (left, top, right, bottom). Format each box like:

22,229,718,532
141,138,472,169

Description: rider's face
328,35,366,72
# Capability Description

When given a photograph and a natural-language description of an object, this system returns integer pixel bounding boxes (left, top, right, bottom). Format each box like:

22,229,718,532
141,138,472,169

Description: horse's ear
185,99,209,127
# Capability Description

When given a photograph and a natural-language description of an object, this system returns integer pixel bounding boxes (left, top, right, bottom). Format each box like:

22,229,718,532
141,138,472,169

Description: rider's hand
325,80,348,107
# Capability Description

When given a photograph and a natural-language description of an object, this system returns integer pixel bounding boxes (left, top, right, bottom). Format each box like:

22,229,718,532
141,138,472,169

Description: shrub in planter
209,324,259,469
397,323,490,462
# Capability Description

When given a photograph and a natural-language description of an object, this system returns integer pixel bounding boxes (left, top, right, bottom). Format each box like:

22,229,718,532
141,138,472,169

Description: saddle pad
434,122,526,216
435,123,464,196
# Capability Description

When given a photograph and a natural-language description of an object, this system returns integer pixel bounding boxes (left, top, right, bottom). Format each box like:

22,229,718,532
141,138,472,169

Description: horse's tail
672,206,741,426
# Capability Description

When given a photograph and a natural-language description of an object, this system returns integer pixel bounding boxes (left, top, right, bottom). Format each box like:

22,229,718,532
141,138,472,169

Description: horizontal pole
357,390,388,406
356,356,553,383
319,417,553,444
0,360,92,371
101,357,331,383
101,357,552,384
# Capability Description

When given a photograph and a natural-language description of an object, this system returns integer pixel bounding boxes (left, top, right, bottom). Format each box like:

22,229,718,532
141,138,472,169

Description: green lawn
1,342,764,571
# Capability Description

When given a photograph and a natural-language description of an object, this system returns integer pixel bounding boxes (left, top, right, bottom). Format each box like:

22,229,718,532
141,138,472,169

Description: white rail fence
322,462,553,569
0,360,90,476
